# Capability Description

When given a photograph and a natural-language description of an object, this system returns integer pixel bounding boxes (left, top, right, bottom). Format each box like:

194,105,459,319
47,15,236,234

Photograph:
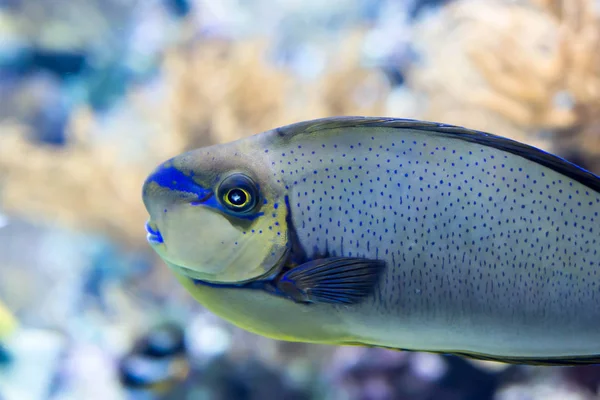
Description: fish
142,116,600,366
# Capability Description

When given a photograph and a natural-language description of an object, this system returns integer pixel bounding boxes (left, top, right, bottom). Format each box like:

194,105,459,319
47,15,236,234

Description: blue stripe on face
144,161,265,224
146,162,212,201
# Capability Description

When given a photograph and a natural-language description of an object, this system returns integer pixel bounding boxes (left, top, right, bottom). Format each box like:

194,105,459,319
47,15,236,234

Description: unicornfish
142,116,600,365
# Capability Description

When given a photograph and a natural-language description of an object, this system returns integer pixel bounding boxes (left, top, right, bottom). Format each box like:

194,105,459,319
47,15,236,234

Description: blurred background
1,0,600,399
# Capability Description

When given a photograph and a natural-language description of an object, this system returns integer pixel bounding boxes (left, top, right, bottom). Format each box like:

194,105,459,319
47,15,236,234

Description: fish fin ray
276,257,385,304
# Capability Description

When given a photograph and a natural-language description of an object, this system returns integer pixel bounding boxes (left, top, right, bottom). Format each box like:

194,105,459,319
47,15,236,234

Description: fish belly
277,127,600,358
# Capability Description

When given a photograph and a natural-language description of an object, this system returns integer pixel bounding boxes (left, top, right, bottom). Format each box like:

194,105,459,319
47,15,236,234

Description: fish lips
145,221,164,245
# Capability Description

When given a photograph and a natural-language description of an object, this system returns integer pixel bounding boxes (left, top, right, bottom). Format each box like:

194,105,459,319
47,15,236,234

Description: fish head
142,138,289,284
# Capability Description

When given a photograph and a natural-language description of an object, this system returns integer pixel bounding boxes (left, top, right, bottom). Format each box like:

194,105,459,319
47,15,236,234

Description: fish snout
142,160,214,245
142,159,212,209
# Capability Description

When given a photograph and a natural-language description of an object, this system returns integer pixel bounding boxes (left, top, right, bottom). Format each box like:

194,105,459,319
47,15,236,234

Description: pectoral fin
275,257,386,305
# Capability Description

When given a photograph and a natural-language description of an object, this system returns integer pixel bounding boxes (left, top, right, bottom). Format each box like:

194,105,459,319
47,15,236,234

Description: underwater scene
2,0,600,399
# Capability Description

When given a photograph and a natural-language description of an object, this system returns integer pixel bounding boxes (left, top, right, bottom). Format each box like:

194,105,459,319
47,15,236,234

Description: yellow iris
224,188,251,208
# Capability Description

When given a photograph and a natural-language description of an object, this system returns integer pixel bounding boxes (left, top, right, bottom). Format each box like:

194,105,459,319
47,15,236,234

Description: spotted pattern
269,126,600,355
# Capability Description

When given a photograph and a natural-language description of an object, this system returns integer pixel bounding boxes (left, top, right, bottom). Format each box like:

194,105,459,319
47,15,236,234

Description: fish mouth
145,221,164,245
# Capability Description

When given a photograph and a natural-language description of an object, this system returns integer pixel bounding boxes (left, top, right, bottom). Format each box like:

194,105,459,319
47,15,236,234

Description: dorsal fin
275,116,600,193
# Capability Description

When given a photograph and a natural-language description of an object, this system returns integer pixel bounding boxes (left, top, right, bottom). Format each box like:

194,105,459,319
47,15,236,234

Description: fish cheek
216,202,290,282
161,205,244,275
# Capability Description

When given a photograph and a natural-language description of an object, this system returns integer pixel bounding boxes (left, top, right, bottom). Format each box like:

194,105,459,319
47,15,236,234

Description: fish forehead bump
169,135,275,184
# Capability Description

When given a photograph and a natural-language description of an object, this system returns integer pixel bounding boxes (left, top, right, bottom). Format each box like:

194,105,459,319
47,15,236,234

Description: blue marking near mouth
145,221,164,244
147,162,212,202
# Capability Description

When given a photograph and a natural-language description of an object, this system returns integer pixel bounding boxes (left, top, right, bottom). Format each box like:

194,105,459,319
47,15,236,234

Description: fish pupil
228,188,247,206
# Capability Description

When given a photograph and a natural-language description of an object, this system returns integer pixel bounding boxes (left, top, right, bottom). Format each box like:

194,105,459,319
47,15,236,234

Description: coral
400,0,600,168
0,112,164,249
162,30,389,147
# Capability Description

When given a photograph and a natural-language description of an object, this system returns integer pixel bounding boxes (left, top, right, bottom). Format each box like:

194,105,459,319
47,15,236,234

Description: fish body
143,117,600,365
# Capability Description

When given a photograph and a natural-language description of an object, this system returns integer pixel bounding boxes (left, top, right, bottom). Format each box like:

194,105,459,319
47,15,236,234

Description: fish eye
218,173,259,213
